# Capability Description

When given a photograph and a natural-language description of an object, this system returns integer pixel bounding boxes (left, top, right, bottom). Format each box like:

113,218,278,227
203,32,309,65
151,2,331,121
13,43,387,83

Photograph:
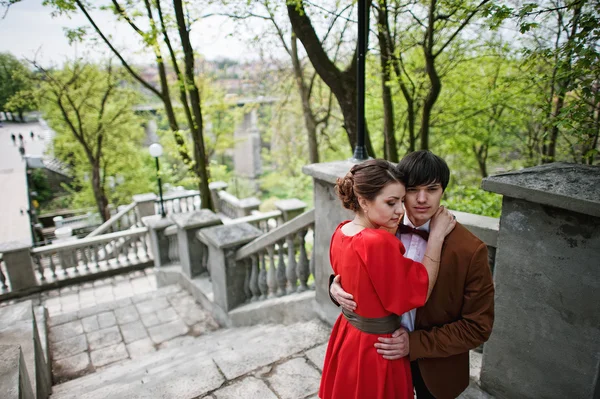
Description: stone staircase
46,283,330,399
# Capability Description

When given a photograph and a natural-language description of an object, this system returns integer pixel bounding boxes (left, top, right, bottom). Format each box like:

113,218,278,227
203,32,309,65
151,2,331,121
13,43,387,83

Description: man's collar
403,214,431,232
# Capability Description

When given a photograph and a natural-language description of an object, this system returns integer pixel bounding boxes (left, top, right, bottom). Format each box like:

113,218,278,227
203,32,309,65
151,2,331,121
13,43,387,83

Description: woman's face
361,182,406,230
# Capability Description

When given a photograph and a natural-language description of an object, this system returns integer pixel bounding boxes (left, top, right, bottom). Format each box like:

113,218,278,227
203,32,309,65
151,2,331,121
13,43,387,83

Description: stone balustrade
157,190,201,215
234,209,315,299
32,227,151,282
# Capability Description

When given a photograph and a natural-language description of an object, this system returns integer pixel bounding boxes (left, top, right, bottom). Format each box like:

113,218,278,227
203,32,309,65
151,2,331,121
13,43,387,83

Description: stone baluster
296,229,310,292
48,254,57,278
0,260,8,290
0,242,38,291
258,251,268,300
81,247,90,271
276,240,287,296
309,232,315,287
249,254,260,301
286,235,297,294
266,245,277,298
32,254,45,281
243,259,252,301
131,239,139,261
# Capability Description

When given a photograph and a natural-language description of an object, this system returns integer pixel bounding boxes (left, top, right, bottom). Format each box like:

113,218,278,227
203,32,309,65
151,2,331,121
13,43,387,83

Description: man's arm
408,242,495,361
329,275,357,311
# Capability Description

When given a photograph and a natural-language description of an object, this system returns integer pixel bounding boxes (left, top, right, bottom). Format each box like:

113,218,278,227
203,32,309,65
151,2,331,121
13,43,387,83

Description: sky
0,0,261,65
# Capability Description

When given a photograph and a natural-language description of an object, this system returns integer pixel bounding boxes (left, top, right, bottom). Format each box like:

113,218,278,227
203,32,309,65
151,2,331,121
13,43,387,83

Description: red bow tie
397,223,429,241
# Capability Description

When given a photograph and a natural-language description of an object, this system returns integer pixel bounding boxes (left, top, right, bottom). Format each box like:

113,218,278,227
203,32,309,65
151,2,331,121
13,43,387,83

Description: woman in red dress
319,159,456,399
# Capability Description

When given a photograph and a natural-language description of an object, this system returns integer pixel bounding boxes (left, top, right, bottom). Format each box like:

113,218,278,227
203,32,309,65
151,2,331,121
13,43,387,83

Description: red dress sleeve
355,229,429,315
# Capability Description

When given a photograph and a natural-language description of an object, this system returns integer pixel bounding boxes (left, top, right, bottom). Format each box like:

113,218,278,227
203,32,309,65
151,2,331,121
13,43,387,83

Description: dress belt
342,308,402,335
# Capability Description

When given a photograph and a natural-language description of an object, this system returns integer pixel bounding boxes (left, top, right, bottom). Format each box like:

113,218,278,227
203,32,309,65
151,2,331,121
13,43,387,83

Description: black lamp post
149,143,166,218
352,0,369,162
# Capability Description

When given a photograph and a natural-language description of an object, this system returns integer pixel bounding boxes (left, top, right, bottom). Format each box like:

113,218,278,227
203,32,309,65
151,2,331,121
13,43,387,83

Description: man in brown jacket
330,150,495,398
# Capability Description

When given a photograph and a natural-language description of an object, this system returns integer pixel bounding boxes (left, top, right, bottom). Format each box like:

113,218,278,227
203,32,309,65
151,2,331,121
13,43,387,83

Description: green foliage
30,170,53,204
0,52,36,117
38,61,156,212
444,184,502,218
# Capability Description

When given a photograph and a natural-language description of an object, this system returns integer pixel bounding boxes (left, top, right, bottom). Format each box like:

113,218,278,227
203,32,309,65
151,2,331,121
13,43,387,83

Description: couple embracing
319,151,495,399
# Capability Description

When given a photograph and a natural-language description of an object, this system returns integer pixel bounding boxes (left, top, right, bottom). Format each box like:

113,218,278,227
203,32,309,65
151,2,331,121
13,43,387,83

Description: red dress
319,221,429,399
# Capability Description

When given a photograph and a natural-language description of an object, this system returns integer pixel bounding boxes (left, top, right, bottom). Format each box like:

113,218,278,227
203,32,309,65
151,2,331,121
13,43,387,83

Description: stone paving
45,270,219,383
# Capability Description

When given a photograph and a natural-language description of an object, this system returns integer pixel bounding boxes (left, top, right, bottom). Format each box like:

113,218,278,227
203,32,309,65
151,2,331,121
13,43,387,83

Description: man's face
403,182,444,227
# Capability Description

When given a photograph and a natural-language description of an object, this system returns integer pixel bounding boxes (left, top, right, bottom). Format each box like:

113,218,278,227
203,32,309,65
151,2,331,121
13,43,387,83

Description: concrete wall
480,163,600,399
480,197,600,398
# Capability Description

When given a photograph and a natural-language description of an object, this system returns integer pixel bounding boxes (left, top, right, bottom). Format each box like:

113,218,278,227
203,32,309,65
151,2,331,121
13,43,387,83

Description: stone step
50,319,330,399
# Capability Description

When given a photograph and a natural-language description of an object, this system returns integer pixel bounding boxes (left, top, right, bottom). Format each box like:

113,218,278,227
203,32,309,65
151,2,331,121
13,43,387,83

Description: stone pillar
238,197,261,217
234,109,262,179
133,193,158,219
480,163,600,399
0,242,38,291
302,161,355,324
196,223,262,311
275,198,307,222
208,181,228,212
142,215,173,269
170,210,222,278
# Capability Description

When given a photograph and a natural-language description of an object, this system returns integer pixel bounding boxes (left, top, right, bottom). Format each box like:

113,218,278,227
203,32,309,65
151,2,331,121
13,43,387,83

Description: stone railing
31,227,151,283
223,210,284,233
216,190,261,220
234,209,315,300
86,202,140,238
157,190,201,215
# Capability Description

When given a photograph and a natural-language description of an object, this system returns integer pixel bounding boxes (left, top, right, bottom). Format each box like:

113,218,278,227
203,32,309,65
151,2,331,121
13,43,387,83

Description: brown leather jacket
409,222,495,399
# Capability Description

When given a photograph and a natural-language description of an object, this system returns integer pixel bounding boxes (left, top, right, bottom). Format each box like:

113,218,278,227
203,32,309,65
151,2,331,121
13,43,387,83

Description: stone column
170,210,222,279
275,198,307,222
197,223,262,311
142,215,174,269
480,163,600,399
208,181,228,213
238,197,261,218
302,161,355,324
0,242,38,291
133,193,158,220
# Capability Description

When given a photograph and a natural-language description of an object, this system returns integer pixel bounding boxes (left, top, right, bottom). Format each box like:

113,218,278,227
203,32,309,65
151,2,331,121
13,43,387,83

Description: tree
518,0,599,164
34,60,146,221
43,0,215,209
287,1,376,157
0,52,36,121
220,0,342,164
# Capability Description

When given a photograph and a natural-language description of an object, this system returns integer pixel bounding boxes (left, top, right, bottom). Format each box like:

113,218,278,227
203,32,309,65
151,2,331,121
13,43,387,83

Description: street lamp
352,0,369,162
149,143,166,218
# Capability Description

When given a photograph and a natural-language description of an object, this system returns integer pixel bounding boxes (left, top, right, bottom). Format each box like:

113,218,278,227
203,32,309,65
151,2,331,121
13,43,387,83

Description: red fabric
319,221,429,399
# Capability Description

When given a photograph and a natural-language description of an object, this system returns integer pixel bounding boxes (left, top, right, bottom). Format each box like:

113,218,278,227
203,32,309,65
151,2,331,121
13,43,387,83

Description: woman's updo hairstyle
336,159,405,212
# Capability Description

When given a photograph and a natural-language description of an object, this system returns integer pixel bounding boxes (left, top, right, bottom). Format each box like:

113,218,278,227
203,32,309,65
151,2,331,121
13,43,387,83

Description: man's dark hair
396,150,450,191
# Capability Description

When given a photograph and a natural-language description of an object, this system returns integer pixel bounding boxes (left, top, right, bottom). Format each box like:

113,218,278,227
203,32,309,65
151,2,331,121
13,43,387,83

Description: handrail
159,190,200,201
33,226,148,254
86,202,138,238
235,209,315,261
224,210,282,226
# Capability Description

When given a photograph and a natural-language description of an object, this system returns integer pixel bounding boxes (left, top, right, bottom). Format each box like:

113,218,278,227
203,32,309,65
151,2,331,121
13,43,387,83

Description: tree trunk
91,162,110,222
173,0,213,210
376,1,398,162
291,34,319,163
420,0,442,151
287,1,375,157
